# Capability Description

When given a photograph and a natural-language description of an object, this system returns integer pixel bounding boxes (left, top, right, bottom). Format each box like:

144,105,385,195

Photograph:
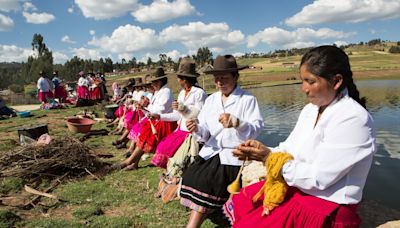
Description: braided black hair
300,45,366,108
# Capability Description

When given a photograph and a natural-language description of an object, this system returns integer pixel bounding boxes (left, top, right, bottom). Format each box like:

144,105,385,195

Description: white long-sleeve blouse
194,86,264,166
275,90,376,204
147,85,174,114
160,86,207,131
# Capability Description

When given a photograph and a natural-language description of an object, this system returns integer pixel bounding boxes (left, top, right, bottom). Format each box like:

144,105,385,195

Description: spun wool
252,152,293,216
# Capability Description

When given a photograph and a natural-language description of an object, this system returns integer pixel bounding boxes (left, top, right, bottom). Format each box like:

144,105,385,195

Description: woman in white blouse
225,46,376,227
115,67,177,170
151,57,207,168
180,55,264,228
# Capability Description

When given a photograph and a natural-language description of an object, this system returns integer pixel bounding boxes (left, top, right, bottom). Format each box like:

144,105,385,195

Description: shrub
8,84,24,93
388,46,400,54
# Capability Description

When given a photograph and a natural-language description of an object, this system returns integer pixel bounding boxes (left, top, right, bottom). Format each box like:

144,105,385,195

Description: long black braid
300,45,366,109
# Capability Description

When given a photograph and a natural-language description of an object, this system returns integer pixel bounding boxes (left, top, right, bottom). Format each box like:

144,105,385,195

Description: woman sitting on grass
224,45,376,228
151,58,207,169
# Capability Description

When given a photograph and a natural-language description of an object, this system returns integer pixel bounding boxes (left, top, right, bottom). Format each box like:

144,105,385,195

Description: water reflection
250,79,400,210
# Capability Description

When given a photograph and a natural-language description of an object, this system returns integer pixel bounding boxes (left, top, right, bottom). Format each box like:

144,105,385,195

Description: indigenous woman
180,55,264,227
77,71,90,100
37,71,54,103
115,67,177,170
225,46,376,228
89,73,103,102
52,71,67,103
151,58,207,168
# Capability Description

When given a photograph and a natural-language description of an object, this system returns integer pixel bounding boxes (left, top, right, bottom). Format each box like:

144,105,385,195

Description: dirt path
10,104,41,112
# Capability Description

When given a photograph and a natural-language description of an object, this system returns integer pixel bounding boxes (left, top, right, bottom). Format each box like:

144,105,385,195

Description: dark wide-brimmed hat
147,67,168,82
133,77,144,87
176,58,200,78
125,78,136,87
203,55,247,74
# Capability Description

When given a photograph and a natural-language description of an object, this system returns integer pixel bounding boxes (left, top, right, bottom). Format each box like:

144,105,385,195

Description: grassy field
0,106,233,227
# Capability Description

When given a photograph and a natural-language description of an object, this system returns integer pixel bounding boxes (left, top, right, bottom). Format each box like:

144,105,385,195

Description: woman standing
180,55,264,227
225,46,376,227
151,58,207,168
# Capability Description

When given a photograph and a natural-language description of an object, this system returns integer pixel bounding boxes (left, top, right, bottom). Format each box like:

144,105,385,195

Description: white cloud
67,6,74,13
75,0,138,20
22,2,37,11
247,26,354,49
71,47,102,60
0,0,20,12
233,52,245,58
0,44,34,62
22,11,55,24
89,30,95,35
165,50,181,61
132,0,195,23
285,0,400,27
334,40,349,47
89,24,161,53
160,21,245,53
0,13,14,31
61,35,76,44
52,51,69,64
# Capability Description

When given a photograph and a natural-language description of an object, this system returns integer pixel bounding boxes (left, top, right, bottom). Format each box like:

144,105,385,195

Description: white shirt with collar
37,77,51,92
147,85,174,114
275,90,376,204
77,76,90,87
160,86,207,131
194,86,264,166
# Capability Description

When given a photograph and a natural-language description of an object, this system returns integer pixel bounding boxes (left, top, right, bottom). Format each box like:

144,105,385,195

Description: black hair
177,75,199,87
300,45,366,109
159,77,168,87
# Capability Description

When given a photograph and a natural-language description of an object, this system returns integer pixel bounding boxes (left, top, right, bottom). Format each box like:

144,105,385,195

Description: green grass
0,177,26,194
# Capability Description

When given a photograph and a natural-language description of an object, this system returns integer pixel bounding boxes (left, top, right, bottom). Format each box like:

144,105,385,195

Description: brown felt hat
203,55,247,74
176,58,200,78
147,67,168,82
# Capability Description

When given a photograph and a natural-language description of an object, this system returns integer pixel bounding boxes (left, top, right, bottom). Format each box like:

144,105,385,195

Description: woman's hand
233,140,270,162
186,119,198,132
219,113,239,128
147,113,160,120
172,101,179,111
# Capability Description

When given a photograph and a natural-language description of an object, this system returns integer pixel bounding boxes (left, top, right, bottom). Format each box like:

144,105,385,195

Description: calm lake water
250,79,400,210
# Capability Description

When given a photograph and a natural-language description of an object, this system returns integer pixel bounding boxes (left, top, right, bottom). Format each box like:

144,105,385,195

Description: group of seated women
107,46,376,228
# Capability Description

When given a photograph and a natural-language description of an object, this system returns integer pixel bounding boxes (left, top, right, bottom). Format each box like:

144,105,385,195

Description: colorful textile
128,117,148,142
223,182,361,227
136,120,177,153
152,128,189,168
180,155,240,214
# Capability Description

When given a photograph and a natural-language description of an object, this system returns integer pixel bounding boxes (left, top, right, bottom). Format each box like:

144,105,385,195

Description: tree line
0,34,214,90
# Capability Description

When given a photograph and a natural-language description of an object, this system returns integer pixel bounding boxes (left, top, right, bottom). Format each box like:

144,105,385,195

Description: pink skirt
77,86,90,99
39,91,53,102
151,128,189,168
128,117,148,142
223,181,361,228
124,109,143,131
114,105,125,118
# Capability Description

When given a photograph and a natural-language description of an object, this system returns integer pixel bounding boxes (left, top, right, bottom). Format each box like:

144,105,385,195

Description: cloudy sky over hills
1,0,399,63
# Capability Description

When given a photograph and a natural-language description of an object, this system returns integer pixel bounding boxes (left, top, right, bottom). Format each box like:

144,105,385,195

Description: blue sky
1,0,399,64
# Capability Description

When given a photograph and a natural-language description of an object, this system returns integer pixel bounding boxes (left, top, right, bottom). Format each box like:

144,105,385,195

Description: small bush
388,46,400,54
8,84,24,93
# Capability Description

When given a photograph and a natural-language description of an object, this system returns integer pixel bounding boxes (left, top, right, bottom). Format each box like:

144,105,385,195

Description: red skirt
114,105,125,118
39,91,53,102
136,120,177,153
54,86,67,100
223,181,361,228
91,87,102,100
